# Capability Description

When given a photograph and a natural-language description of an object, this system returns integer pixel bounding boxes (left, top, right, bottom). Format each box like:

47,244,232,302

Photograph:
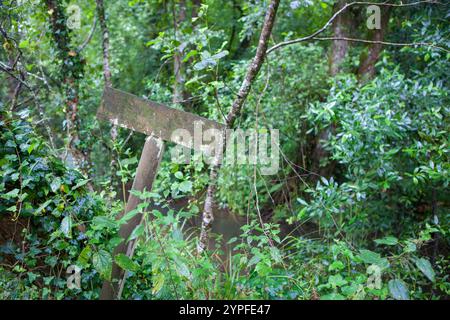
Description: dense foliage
0,0,448,300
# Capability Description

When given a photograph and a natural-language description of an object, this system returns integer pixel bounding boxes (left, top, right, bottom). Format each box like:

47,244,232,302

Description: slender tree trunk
329,0,351,76
191,0,202,18
96,0,112,87
311,0,352,179
96,0,118,187
197,0,281,254
358,8,391,80
45,0,87,171
172,0,187,105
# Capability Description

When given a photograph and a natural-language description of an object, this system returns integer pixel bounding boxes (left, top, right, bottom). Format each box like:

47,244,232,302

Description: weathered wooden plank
100,135,164,300
97,87,226,149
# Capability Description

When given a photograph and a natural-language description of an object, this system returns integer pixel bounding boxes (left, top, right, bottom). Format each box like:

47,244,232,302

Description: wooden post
96,86,224,299
100,135,164,300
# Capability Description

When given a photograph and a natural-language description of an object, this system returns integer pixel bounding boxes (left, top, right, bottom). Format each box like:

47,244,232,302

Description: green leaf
183,50,198,62
50,178,61,193
374,236,398,246
92,250,112,280
357,250,390,269
115,253,140,272
152,273,165,295
3,188,19,199
179,180,193,193
128,224,144,241
19,39,29,49
415,258,435,282
77,246,92,268
321,293,345,300
35,199,52,215
72,179,90,190
60,215,72,238
388,279,409,300
118,208,140,225
92,216,117,229
328,274,347,288
403,241,417,253
329,260,345,271
174,171,183,179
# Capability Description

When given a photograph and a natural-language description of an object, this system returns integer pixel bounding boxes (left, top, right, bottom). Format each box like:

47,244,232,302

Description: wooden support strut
100,135,164,300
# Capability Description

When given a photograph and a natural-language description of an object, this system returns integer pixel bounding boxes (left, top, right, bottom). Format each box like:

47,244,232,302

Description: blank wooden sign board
97,87,225,300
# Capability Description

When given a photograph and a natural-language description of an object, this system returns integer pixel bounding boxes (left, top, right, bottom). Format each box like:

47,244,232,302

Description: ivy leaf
92,250,112,280
35,199,52,215
72,179,90,190
3,188,19,200
388,279,409,300
50,178,61,193
60,215,72,238
415,258,435,282
115,253,140,272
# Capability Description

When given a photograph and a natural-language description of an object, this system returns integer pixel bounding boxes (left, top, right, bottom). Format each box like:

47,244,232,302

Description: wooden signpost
97,87,225,300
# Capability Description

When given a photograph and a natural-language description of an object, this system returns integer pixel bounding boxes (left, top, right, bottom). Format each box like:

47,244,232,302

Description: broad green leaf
374,236,398,246
92,250,112,280
77,246,92,268
328,274,347,288
92,216,117,229
119,208,140,225
388,279,409,300
357,249,390,269
72,179,90,190
415,258,435,282
128,224,144,241
35,199,52,215
179,180,193,193
329,260,345,271
321,293,345,300
3,188,19,199
50,178,61,193
115,253,140,272
60,215,72,238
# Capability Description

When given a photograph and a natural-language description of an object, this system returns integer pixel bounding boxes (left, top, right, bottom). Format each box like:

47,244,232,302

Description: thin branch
313,36,450,53
267,0,442,54
77,15,97,52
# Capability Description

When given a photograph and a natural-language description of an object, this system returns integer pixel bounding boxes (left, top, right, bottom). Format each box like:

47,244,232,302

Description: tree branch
313,36,450,53
267,0,443,54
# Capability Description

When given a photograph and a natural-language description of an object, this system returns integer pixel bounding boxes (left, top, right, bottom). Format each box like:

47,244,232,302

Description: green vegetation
0,0,448,300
